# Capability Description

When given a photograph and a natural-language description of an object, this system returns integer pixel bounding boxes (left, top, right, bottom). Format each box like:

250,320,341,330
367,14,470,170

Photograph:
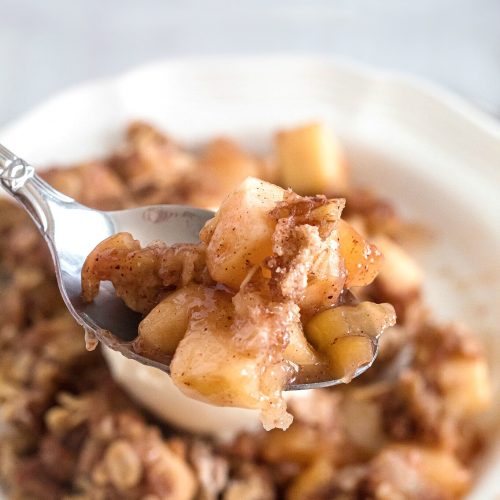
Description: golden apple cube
275,123,348,195
170,292,261,409
287,459,335,500
305,302,396,380
137,284,204,356
438,356,492,416
305,302,396,350
201,177,285,290
188,139,263,209
284,323,320,366
337,219,383,288
374,445,471,497
373,236,423,300
324,335,374,381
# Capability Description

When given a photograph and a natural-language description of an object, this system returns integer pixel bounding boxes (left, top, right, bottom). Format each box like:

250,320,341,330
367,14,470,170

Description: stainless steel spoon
0,144,379,390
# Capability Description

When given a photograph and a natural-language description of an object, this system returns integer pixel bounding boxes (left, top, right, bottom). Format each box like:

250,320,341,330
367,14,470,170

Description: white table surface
1,0,499,126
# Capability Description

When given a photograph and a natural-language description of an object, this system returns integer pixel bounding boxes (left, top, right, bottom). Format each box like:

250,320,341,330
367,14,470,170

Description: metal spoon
0,144,379,389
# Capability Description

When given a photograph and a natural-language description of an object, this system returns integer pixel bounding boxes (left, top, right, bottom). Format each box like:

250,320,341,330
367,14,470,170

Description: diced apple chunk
300,277,344,316
201,177,285,289
172,342,261,408
306,302,396,348
187,139,263,209
136,284,204,356
437,356,492,416
337,219,383,288
200,139,261,183
170,291,261,409
275,123,348,195
373,236,423,300
284,323,320,366
286,459,335,500
369,444,471,498
305,302,396,380
262,424,327,464
324,335,374,381
299,241,344,315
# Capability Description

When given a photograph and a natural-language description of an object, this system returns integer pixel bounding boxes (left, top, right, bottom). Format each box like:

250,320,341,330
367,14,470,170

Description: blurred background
1,0,499,127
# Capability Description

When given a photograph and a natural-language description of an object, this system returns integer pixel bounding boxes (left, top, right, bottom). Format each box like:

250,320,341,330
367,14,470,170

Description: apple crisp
0,122,492,499
81,176,396,430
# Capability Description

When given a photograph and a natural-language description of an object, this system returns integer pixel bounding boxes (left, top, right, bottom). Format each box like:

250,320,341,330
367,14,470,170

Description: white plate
1,56,499,498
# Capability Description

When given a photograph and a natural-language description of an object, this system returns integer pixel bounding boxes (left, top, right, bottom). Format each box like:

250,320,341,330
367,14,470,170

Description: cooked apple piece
343,214,367,236
262,423,328,464
186,139,264,209
81,232,208,315
300,203,345,315
373,236,423,301
337,219,383,288
172,338,261,409
437,356,492,416
275,123,348,195
136,284,204,357
81,232,163,314
306,302,396,348
172,286,294,430
300,274,344,317
170,289,262,409
298,226,345,315
368,444,471,498
82,232,140,303
286,459,335,500
200,177,285,289
284,323,320,366
305,302,396,379
201,139,262,186
324,335,374,381
342,396,385,453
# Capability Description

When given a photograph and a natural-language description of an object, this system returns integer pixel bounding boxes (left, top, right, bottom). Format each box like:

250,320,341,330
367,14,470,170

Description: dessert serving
0,121,492,499
81,176,396,430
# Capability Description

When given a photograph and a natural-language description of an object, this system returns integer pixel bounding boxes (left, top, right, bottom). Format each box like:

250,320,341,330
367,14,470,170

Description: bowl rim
2,53,500,141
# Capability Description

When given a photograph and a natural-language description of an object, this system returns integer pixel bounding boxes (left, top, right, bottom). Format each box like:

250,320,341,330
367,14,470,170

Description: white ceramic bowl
1,56,499,498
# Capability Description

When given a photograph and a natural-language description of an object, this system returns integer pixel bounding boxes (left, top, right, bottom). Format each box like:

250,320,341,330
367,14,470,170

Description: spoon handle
0,144,35,191
0,143,76,234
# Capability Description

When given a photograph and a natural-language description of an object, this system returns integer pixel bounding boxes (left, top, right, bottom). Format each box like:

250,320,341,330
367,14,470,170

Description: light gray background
1,0,499,127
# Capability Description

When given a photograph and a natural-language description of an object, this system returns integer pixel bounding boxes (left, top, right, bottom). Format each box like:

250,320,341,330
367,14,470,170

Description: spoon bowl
0,143,379,389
